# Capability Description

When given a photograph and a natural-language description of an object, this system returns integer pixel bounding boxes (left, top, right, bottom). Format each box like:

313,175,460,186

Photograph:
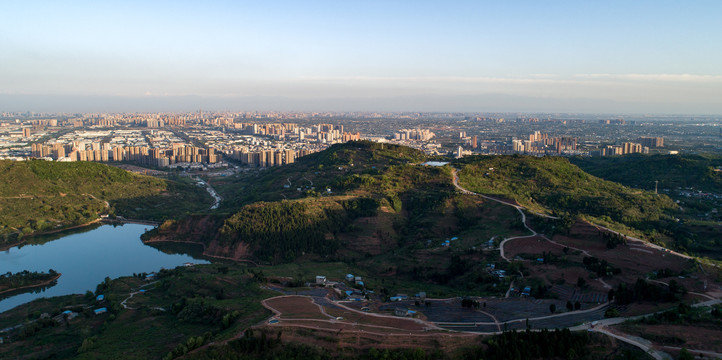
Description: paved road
591,326,671,360
662,346,722,359
449,167,722,358
239,168,722,355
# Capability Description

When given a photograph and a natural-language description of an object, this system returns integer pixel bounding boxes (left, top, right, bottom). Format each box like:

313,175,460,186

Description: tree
574,301,581,310
549,303,556,314
678,348,694,360
566,301,573,311
604,308,619,318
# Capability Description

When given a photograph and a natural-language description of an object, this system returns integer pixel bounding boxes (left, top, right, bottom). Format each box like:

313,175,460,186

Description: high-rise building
284,149,296,164
274,151,282,166
603,145,623,156
638,137,664,148
622,142,643,154
512,139,524,152
113,146,124,161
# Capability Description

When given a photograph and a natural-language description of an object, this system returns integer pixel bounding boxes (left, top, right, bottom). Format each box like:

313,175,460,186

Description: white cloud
574,73,722,83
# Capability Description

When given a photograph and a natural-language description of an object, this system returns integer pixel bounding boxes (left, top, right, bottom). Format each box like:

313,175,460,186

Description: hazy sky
1,1,721,114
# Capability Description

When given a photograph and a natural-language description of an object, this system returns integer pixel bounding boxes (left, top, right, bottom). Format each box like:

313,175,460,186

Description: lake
0,223,209,313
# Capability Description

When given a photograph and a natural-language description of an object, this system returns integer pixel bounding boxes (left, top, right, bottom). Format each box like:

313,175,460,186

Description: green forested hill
455,155,677,228
218,198,379,262
159,144,691,264
0,160,210,243
570,154,722,257
217,140,427,210
570,154,722,192
151,141,477,264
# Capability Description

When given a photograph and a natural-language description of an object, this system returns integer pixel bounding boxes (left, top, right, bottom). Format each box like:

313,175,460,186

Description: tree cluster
461,328,590,360
610,278,685,305
582,256,621,277
0,269,57,290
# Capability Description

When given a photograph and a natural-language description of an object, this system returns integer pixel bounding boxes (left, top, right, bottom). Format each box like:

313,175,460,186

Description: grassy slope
215,140,427,212
571,154,722,258
455,155,677,229
570,153,722,192
0,160,211,243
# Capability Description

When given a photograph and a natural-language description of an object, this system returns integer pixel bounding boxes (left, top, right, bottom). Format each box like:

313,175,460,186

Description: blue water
0,223,208,313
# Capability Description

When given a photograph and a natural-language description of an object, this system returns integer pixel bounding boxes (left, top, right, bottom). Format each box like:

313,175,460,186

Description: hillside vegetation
149,142,531,297
570,153,722,192
454,155,677,229
216,140,427,211
151,143,707,294
152,141,460,263
0,270,59,294
0,264,271,360
0,160,210,245
570,153,722,258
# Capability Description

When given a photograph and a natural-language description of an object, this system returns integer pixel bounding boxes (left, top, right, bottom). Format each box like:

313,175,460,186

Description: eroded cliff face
143,215,252,261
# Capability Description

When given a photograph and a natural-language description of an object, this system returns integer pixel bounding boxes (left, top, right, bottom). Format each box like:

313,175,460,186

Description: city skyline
2,1,722,114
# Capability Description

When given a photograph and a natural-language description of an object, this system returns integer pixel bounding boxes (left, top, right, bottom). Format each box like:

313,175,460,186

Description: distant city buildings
32,142,220,167
599,118,626,125
594,137,663,156
0,110,692,163
24,120,363,168
230,148,314,167
510,131,578,155
394,129,435,141
638,136,664,148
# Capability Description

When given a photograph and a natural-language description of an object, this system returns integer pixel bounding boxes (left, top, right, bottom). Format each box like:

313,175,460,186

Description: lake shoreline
0,217,162,252
0,219,102,251
142,238,260,266
0,273,62,297
0,223,207,313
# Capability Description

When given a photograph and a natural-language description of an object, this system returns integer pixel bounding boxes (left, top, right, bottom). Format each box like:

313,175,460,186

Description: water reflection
0,223,208,313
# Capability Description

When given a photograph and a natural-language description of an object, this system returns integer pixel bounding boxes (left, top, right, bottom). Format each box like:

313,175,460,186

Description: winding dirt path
451,169,591,262
261,295,443,334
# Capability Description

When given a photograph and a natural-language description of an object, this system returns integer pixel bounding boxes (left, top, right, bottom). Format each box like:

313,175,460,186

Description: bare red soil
265,296,328,320
505,236,565,258
552,221,693,282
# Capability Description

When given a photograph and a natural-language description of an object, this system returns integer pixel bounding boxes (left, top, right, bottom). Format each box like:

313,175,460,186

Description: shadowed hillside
570,153,722,192
0,160,211,246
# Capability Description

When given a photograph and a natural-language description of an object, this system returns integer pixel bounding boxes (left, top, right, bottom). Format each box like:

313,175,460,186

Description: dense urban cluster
1,111,719,168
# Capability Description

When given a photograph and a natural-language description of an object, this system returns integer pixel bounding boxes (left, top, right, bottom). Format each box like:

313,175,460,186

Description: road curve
591,327,670,360
450,168,695,264
450,168,592,261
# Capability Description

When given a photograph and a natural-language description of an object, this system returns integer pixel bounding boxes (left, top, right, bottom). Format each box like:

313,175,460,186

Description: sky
1,0,721,114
